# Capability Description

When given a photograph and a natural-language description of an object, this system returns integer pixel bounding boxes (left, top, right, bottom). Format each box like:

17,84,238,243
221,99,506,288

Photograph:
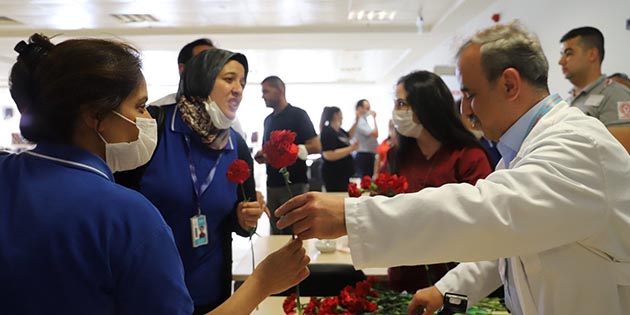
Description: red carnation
360,175,372,190
348,183,362,197
264,130,299,169
226,159,250,184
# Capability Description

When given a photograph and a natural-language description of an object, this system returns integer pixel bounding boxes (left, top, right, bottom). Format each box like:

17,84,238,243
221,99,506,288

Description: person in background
609,72,630,89
319,106,359,192
373,119,397,178
559,26,630,151
150,38,246,138
255,75,321,235
275,22,630,315
385,70,492,293
349,99,378,178
128,49,265,314
455,98,501,169
1,33,309,315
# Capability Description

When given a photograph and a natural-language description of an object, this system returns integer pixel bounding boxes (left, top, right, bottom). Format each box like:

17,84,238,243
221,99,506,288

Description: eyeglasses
394,99,409,109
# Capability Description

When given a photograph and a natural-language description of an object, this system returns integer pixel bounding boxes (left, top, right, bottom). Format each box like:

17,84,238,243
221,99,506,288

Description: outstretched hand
275,192,347,240
251,238,310,295
407,286,444,315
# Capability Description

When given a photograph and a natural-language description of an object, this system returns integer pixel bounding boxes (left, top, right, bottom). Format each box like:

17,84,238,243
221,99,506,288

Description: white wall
1,0,628,150
410,0,630,98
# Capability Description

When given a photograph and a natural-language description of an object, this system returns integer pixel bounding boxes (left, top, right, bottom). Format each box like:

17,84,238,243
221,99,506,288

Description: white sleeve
435,261,502,307
345,128,608,268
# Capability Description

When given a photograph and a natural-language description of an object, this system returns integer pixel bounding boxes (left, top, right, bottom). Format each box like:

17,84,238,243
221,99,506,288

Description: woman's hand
249,238,310,296
237,201,264,230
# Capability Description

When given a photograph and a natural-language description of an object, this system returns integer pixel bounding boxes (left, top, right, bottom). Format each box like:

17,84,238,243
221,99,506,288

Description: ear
81,109,102,133
587,47,599,63
501,68,521,102
178,63,185,75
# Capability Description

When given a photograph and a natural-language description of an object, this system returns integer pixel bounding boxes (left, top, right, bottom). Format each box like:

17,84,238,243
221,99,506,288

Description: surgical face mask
392,109,423,138
205,100,234,129
469,129,485,139
98,111,158,172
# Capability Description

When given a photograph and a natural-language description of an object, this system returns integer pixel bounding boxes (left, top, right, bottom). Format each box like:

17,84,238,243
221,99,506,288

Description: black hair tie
14,40,49,68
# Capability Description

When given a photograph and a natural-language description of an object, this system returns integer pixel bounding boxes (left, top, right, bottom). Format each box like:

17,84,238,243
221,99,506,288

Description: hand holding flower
275,192,347,240
251,239,310,296
237,201,264,230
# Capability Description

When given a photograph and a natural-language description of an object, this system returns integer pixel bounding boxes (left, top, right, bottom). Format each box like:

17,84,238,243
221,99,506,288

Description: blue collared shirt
0,142,192,314
139,104,239,307
497,93,563,167
494,93,562,315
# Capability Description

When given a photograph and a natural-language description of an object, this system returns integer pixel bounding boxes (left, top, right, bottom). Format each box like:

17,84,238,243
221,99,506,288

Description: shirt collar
497,93,561,167
577,74,606,96
31,141,114,181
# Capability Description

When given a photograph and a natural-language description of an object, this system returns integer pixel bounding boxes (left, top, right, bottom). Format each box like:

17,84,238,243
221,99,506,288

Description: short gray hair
457,22,549,91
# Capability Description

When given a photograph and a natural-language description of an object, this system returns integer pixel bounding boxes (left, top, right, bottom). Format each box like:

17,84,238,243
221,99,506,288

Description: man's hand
407,286,444,315
275,192,347,240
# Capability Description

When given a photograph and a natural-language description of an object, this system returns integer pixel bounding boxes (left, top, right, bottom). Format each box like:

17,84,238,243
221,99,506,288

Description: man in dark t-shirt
255,76,321,234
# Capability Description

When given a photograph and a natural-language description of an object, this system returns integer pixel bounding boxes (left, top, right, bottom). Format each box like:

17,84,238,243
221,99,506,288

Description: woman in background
386,70,492,293
128,49,266,314
319,106,359,192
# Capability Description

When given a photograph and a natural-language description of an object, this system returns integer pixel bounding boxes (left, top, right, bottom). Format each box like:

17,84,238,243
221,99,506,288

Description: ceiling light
378,11,387,20
389,11,397,20
366,11,375,20
357,10,365,20
110,14,158,24
347,11,355,20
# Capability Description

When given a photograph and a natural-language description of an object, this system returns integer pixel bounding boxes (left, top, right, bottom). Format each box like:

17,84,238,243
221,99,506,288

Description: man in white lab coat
275,22,630,315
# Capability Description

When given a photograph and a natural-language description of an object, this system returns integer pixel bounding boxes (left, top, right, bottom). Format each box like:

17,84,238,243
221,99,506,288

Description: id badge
191,214,208,248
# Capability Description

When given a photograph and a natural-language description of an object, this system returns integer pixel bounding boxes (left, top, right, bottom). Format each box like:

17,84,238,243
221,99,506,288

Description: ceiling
0,0,498,87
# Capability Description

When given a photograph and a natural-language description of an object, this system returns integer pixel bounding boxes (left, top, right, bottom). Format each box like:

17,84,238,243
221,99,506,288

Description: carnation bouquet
283,277,510,315
348,173,408,198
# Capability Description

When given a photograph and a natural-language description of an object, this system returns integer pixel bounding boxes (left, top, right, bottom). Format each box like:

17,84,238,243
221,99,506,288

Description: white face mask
98,111,158,172
469,129,485,139
392,109,423,138
205,100,234,129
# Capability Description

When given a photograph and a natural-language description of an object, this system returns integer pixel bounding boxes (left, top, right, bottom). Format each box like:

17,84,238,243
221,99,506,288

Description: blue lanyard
524,93,563,137
184,135,224,215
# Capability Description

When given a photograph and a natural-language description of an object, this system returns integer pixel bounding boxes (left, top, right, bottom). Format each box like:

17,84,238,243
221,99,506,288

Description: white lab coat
345,101,630,314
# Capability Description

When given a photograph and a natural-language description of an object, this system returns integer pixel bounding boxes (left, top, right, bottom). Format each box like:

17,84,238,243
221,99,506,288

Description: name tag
191,214,208,248
584,94,604,107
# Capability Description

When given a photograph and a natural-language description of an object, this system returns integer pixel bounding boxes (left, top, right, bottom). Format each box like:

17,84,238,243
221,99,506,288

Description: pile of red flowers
348,173,408,198
283,277,380,315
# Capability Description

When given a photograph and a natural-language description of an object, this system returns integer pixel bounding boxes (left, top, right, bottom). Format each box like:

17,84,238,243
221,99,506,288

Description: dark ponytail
9,34,143,143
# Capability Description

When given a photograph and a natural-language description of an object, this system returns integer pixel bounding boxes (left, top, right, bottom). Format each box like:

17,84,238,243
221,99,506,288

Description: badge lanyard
523,93,563,137
183,135,224,216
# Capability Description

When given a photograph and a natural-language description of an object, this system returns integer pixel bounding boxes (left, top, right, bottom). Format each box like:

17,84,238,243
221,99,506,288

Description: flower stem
279,167,301,315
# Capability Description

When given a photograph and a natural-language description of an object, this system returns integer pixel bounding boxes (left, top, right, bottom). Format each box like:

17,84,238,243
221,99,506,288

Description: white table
232,235,387,282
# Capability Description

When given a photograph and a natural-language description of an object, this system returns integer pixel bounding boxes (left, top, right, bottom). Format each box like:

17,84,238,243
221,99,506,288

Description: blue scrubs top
139,105,240,307
0,142,193,315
